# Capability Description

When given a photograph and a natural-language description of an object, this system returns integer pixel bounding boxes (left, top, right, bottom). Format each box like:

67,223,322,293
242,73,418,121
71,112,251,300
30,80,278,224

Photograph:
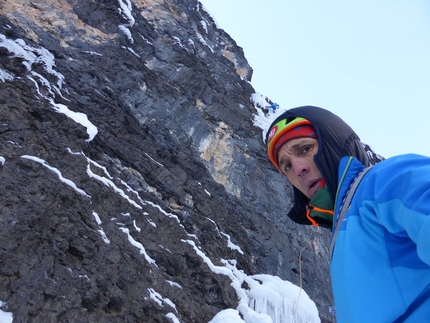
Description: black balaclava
265,106,369,227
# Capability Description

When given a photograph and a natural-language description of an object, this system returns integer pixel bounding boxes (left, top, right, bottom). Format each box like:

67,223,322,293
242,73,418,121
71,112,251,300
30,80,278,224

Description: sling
329,165,373,259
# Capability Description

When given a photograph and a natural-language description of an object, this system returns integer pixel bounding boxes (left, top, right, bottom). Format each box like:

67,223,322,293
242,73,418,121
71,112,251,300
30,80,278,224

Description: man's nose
292,159,309,176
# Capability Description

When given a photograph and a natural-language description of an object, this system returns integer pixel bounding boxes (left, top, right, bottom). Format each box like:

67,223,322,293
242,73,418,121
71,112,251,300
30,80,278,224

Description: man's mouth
307,179,322,196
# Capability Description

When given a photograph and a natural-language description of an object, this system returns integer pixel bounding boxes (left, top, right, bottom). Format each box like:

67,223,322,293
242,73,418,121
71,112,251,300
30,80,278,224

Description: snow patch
86,164,142,209
0,68,14,82
165,312,181,323
92,211,102,225
200,20,208,33
119,227,157,266
251,92,282,142
166,280,182,289
0,301,13,323
20,155,91,198
221,232,244,255
133,220,141,232
0,33,98,142
144,152,164,167
148,288,177,311
82,50,102,56
50,101,98,142
118,0,135,43
196,32,214,53
209,309,245,323
98,229,111,244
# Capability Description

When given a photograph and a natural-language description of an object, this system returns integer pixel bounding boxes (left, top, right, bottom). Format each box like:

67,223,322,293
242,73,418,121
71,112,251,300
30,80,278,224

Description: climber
265,106,430,323
268,103,279,113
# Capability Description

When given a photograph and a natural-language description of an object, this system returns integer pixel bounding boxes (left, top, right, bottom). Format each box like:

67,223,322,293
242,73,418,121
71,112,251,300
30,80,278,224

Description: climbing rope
292,228,315,323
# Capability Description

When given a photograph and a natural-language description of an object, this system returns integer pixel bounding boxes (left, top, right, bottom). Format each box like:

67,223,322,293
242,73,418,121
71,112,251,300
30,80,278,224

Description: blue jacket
331,154,430,322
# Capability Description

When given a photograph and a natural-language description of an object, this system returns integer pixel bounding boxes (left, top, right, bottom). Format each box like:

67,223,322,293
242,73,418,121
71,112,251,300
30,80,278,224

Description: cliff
0,0,335,322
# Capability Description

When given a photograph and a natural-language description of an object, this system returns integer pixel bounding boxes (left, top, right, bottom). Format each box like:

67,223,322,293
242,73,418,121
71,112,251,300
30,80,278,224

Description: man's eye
284,163,292,172
301,146,311,154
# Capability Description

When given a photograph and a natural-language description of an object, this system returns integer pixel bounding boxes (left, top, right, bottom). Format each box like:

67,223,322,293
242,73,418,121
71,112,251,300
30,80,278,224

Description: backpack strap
329,165,373,259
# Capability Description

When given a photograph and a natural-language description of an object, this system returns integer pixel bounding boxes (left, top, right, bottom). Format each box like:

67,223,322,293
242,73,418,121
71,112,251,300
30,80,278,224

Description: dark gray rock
0,0,334,322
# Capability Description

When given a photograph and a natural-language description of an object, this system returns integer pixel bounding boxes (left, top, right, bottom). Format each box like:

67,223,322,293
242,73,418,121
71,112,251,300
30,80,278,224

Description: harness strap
329,165,373,259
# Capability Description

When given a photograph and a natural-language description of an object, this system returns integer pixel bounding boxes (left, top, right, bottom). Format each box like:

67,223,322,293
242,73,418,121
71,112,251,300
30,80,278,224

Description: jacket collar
306,182,334,227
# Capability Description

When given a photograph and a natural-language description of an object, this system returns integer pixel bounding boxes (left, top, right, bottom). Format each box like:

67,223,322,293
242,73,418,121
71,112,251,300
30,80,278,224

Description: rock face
0,1,335,322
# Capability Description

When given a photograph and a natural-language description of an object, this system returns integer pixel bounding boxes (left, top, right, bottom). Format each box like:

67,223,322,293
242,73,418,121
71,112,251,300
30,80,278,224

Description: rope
329,165,373,259
292,228,315,323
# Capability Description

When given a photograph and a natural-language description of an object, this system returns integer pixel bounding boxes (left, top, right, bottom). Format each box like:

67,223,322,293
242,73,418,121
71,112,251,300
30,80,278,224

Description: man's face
277,137,323,199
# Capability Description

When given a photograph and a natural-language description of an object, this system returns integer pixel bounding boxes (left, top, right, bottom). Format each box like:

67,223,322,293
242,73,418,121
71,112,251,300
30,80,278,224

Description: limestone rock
0,1,334,322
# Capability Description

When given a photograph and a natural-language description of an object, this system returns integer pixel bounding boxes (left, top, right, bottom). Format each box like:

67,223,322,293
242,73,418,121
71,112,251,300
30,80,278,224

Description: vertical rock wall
0,0,334,322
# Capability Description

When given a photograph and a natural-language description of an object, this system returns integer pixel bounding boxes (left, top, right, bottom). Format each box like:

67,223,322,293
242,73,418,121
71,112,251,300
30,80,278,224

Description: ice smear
183,239,320,323
210,309,245,323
